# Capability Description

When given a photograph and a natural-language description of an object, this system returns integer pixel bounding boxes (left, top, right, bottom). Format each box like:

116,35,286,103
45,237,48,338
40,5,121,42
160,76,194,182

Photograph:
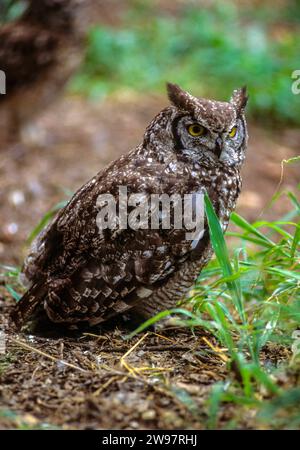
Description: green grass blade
231,212,275,247
5,285,21,302
204,193,245,323
27,201,67,244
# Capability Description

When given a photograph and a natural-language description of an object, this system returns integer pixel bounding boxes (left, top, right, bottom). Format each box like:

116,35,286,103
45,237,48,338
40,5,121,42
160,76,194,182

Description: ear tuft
166,82,196,112
167,82,184,105
230,86,248,114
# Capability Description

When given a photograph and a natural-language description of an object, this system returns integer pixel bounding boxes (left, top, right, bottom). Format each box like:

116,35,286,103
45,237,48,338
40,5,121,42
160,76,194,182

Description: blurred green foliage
72,1,300,125
0,0,26,23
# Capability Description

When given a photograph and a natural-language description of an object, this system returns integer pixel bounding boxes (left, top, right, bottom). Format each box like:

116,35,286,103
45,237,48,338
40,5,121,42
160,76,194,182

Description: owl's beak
215,136,223,158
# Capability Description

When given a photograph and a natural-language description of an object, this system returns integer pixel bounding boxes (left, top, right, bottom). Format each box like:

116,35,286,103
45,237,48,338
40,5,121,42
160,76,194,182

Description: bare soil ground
0,94,299,429
0,295,293,430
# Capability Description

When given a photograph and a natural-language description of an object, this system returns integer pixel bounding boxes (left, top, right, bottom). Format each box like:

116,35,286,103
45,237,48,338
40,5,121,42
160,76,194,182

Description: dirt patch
0,294,294,430
0,294,225,430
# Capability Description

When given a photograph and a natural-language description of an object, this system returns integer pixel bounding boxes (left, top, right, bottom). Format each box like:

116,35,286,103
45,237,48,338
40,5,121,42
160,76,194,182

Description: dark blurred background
0,0,299,265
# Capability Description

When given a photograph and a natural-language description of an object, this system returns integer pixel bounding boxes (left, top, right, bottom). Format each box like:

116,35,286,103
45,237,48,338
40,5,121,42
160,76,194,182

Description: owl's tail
11,282,48,330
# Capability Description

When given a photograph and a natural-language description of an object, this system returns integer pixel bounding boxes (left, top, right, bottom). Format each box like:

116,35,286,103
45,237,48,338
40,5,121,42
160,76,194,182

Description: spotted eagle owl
0,0,90,142
12,83,248,329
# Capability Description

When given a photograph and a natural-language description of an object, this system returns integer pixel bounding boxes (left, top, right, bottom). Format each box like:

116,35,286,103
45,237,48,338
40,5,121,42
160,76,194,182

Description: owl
12,83,248,329
0,0,90,142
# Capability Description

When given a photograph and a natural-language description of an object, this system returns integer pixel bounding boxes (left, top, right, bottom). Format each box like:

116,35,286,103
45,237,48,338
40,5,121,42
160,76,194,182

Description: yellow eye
229,126,237,138
188,124,206,137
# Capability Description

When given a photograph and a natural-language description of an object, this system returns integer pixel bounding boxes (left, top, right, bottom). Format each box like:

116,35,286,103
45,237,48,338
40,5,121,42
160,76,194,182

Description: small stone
9,190,25,206
142,409,156,421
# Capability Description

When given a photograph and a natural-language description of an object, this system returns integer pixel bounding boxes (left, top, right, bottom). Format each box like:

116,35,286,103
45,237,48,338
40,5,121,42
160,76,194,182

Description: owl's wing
12,156,207,327
21,174,99,287
0,22,59,100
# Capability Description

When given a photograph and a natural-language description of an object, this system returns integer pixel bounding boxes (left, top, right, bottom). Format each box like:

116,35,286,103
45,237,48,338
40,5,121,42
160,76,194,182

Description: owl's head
166,83,248,167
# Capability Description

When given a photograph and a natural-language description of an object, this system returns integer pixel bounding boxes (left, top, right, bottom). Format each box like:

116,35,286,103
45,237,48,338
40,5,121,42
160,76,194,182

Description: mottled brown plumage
0,0,90,141
12,83,248,329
